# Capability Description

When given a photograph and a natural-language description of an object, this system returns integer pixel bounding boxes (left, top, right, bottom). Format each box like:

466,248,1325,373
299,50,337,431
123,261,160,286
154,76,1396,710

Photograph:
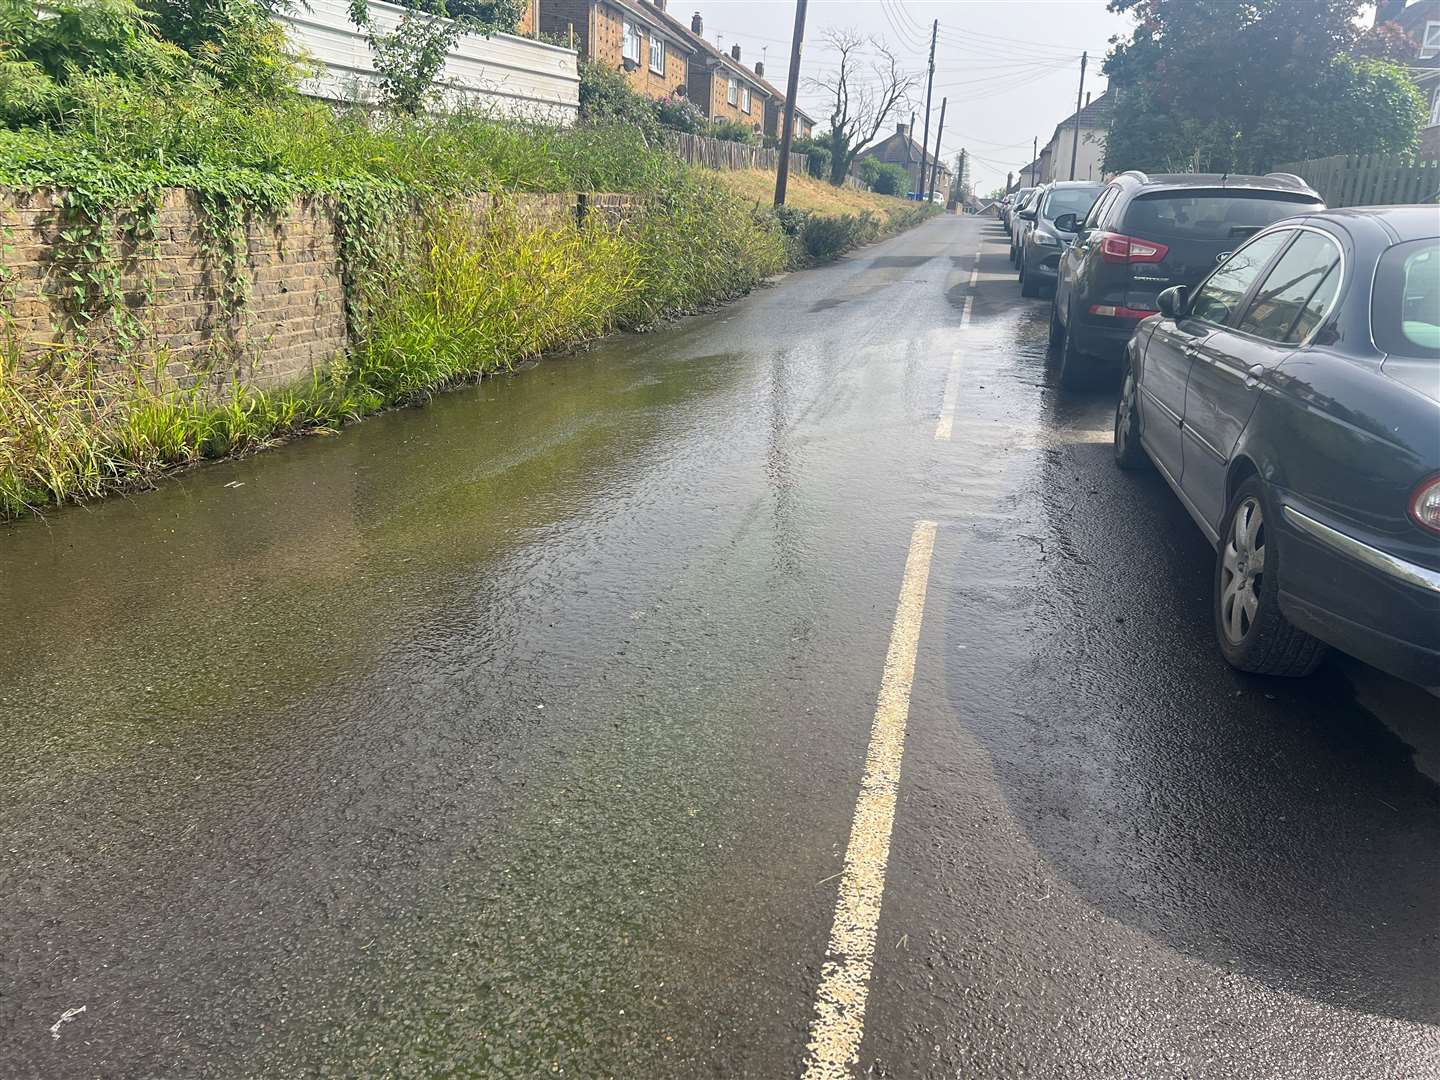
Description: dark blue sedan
1113,207,1439,687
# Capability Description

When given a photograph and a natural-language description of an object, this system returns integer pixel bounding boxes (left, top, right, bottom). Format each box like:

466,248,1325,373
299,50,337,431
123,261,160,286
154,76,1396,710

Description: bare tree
808,30,916,187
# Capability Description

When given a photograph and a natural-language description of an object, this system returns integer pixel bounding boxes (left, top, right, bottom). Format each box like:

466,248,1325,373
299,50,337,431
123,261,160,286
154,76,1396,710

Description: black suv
1049,171,1324,388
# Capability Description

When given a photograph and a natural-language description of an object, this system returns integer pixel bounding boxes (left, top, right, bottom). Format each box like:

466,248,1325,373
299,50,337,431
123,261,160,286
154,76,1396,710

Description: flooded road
3,214,1438,1078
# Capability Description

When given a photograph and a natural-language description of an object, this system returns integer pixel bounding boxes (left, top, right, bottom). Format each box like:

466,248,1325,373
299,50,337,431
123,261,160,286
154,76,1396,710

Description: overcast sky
685,0,1131,193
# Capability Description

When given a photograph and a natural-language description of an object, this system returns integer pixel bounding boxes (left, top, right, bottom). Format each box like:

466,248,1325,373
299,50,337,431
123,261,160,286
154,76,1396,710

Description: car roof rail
1117,169,1149,184
1264,172,1308,189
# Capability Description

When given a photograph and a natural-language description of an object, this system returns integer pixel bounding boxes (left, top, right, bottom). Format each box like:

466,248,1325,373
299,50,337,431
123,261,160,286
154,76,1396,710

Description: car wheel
1020,263,1041,298
1048,298,1065,347
1113,364,1148,469
1214,478,1326,677
1057,303,1094,389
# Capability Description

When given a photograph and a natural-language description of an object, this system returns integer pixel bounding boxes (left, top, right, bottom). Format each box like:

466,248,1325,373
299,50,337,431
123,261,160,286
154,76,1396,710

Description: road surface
2,213,1438,1079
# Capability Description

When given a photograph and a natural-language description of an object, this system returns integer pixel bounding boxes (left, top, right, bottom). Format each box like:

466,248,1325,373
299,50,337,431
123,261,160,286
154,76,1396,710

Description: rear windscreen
1121,193,1322,241
1373,238,1440,360
1044,187,1101,221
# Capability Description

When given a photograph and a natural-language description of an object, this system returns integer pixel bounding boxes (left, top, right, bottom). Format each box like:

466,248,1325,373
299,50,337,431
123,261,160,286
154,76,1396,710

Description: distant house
1375,0,1440,157
758,66,815,141
540,0,696,102
1039,91,1114,183
863,122,952,197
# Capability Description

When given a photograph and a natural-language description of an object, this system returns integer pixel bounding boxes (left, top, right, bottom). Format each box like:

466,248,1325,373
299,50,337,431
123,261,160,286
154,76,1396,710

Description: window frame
1082,185,1118,230
622,18,642,65
1185,228,1296,331
741,85,751,113
1430,85,1440,127
648,31,665,75
727,77,738,106
1231,226,1346,346
1423,20,1440,54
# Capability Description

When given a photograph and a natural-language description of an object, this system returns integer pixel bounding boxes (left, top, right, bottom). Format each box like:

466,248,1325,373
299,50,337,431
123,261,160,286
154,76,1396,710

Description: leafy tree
857,156,908,195
807,29,914,186
792,136,831,180
706,117,757,145
1102,0,1426,174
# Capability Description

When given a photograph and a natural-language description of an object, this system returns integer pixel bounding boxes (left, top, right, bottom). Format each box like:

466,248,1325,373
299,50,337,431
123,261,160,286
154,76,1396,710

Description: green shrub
706,118,758,145
857,157,910,196
792,137,831,180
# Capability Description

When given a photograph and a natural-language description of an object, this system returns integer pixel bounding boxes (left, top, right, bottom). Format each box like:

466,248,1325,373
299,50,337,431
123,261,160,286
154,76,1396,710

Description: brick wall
2,189,645,394
1,189,347,390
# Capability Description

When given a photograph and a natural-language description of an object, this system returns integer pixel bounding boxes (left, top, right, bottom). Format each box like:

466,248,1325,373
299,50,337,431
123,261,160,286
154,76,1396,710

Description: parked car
1016,181,1102,298
1005,187,1035,237
1010,186,1042,264
1112,206,1439,686
1050,171,1325,387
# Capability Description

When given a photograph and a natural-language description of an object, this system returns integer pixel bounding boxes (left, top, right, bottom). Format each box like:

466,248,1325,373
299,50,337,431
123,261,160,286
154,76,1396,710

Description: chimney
754,60,764,77
1085,90,1091,106
730,43,741,61
691,11,702,34
1374,0,1406,25
653,0,665,8
897,122,908,137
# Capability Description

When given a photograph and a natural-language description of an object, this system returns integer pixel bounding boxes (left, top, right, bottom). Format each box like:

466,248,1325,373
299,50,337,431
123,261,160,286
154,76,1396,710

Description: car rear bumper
1277,504,1440,688
1067,311,1139,362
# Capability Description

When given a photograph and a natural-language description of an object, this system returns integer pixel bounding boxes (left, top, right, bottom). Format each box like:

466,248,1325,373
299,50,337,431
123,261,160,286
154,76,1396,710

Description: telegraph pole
917,19,937,198
955,147,966,210
928,97,947,204
773,0,809,206
1031,136,1037,186
1069,50,1087,181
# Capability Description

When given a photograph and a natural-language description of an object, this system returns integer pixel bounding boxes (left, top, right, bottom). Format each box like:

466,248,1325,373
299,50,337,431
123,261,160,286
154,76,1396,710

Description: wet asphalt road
3,213,1439,1079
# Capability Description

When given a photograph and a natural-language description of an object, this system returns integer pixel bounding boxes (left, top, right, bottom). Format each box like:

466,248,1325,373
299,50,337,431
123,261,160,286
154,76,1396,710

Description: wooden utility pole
917,19,938,198
928,97,947,204
773,0,809,206
1069,50,1087,181
954,147,966,210
1031,136,1037,186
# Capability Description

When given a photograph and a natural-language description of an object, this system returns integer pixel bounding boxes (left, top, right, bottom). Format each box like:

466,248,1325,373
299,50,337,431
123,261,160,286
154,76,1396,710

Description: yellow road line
934,351,962,441
801,521,938,1080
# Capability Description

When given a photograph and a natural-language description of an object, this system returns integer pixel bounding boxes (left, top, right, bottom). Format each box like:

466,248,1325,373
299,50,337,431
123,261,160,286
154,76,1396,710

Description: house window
622,19,642,64
741,86,751,113
1431,86,1440,127
727,78,738,106
649,33,665,75
1424,21,1440,54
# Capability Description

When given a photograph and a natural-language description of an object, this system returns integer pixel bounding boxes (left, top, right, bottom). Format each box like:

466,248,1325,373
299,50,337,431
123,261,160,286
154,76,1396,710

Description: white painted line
934,350,962,441
968,265,979,287
960,296,973,328
802,521,938,1080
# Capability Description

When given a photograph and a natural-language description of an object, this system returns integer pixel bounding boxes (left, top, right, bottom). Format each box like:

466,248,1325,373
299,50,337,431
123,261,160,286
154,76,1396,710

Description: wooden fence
668,131,810,177
1276,154,1440,208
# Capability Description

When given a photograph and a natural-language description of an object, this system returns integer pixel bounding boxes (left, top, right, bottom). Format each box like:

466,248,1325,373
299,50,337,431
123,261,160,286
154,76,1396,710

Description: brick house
681,14,770,130
864,122,952,198
540,0,696,102
759,66,815,141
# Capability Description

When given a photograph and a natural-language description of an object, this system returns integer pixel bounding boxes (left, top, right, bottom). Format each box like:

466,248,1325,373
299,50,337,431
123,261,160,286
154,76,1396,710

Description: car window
1122,193,1321,242
1083,187,1116,230
1234,231,1343,343
1188,230,1293,327
1373,239,1440,359
1044,187,1101,222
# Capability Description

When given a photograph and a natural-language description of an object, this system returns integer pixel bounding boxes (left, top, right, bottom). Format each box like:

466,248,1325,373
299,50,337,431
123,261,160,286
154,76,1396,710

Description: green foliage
792,137,830,180
705,118,757,145
857,156,908,196
1103,0,1427,173
577,59,661,142
348,0,506,115
655,92,705,134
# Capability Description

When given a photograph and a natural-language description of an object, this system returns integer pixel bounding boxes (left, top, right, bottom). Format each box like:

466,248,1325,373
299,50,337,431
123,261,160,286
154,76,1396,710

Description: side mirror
1053,212,1079,233
1018,208,1037,221
1156,285,1189,320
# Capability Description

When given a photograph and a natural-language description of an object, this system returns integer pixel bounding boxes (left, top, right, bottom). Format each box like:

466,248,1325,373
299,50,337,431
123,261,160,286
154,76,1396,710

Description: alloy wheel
1220,496,1265,644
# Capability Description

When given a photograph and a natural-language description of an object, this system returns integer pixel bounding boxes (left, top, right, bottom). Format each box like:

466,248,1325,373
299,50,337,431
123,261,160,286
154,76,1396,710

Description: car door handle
1243,363,1266,389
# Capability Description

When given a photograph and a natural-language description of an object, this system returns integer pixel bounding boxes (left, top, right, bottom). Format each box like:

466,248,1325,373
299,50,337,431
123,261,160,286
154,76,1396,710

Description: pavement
2,213,1438,1079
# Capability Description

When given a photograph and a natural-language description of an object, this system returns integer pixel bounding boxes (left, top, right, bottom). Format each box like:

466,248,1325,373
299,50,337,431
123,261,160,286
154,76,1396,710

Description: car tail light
1099,233,1169,264
1089,304,1160,320
1409,474,1440,537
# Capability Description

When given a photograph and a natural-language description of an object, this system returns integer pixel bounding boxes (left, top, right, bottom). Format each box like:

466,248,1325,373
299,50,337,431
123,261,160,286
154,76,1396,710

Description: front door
1137,317,1208,482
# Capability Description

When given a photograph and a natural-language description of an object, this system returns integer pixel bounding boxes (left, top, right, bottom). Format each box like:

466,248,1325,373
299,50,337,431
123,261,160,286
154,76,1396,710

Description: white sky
684,0,1130,193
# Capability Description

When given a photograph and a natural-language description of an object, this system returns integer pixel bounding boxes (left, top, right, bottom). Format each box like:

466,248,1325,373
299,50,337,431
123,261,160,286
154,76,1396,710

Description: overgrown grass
0,173,791,517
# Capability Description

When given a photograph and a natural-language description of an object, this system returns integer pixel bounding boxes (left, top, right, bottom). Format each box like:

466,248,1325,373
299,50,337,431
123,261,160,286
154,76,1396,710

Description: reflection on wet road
2,215,1437,1079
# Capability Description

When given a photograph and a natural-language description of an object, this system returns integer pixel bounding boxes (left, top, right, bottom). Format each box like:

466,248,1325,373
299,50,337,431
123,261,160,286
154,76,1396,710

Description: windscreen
1044,187,1100,222
1122,193,1322,241
1374,239,1440,360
